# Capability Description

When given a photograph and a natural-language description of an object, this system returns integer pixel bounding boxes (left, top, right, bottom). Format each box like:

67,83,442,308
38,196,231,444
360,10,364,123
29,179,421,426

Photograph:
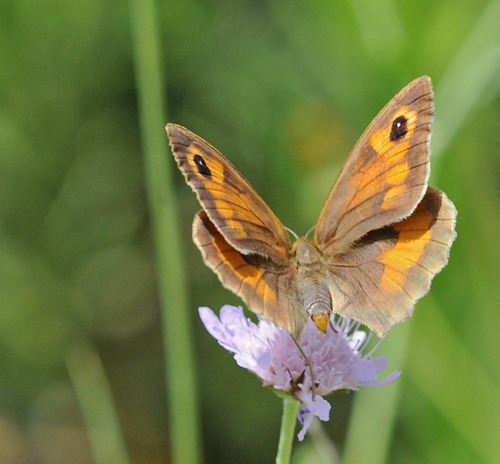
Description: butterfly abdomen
292,238,332,332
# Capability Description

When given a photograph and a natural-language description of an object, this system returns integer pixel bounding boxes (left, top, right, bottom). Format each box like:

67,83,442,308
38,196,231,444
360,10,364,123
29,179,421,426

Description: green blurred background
2,0,500,463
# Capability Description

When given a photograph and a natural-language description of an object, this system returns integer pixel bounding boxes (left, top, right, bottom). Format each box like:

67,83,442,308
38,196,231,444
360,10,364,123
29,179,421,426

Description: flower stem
276,397,299,464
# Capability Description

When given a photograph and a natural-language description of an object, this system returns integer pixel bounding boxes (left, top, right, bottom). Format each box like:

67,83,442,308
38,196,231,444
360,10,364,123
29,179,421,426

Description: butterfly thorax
291,238,332,332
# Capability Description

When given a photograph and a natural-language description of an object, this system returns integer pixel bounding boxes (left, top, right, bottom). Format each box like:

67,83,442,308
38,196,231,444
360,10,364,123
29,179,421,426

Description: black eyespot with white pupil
193,154,211,177
390,115,408,141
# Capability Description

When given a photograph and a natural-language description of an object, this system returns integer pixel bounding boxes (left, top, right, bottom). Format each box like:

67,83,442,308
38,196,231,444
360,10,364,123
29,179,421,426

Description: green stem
276,397,299,464
128,1,202,464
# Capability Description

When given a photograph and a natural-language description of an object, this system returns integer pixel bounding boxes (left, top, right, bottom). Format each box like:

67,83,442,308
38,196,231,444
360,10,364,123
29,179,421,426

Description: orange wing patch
379,187,454,299
356,109,419,210
368,108,417,156
386,162,410,185
379,212,434,295
379,229,433,297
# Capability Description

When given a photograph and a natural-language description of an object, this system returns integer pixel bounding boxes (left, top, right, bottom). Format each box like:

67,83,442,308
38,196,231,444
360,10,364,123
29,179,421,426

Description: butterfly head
291,238,321,266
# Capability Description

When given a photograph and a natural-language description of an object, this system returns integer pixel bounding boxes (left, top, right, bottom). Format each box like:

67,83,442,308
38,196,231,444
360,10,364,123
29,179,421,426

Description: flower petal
362,370,401,386
296,387,331,441
198,306,239,352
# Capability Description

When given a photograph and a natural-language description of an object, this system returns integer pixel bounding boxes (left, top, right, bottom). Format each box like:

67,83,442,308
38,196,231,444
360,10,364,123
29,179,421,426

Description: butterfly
166,76,456,338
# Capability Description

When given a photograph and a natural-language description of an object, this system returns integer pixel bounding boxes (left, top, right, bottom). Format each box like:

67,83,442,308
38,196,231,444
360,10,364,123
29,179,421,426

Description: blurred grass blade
408,297,500,464
348,0,407,64
308,419,342,463
343,323,411,464
345,2,500,461
67,343,130,464
128,1,202,464
432,0,500,163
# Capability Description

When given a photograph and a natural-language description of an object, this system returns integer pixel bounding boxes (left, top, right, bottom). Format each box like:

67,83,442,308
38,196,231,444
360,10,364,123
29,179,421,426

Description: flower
199,305,400,440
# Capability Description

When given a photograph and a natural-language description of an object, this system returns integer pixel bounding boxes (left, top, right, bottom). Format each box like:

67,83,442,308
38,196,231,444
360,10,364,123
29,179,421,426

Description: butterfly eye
389,115,408,141
193,154,211,177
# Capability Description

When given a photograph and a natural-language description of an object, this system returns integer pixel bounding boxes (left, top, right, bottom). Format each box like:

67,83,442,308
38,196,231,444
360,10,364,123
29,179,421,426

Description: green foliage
1,0,500,462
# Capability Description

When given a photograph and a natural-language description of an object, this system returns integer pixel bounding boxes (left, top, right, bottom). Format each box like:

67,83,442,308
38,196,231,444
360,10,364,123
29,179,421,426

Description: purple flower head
199,305,400,440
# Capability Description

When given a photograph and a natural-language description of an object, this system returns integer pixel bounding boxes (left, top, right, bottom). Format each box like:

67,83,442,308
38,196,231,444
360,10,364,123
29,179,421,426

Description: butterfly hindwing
325,187,456,336
193,211,306,335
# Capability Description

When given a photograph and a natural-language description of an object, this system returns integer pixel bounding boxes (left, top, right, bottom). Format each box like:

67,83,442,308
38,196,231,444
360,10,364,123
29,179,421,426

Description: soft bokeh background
2,0,500,463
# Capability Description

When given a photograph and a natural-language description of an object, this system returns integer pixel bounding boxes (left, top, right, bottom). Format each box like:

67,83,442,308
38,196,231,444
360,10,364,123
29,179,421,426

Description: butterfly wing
167,124,291,263
193,211,306,336
326,187,456,337
315,76,434,254
167,124,303,333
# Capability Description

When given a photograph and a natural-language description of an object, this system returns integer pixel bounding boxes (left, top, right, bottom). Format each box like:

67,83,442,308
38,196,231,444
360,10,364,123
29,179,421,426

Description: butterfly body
167,76,456,338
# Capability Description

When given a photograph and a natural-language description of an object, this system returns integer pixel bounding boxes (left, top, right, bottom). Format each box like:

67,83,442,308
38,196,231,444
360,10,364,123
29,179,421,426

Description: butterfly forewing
167,124,291,263
315,76,434,254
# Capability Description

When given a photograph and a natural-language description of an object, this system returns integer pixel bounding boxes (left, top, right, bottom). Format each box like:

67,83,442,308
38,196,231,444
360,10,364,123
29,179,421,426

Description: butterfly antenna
285,226,298,240
305,225,316,239
291,334,317,397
